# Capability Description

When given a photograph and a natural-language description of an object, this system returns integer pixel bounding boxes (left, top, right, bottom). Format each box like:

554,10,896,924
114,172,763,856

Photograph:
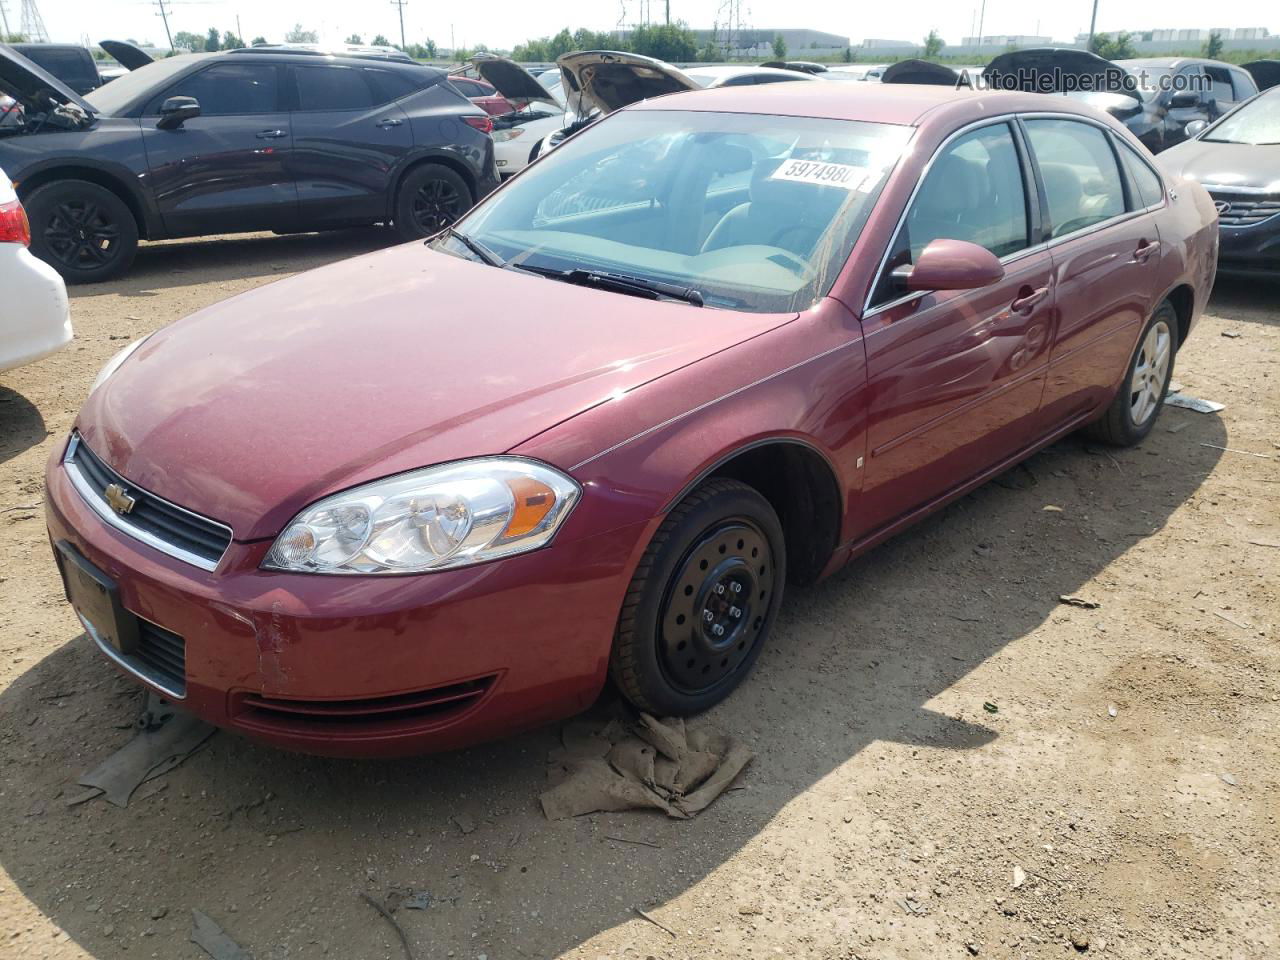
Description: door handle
255,129,287,140
376,118,403,128
1010,286,1049,314
1133,239,1161,262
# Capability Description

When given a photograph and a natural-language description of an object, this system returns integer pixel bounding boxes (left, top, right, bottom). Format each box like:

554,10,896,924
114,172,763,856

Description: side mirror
891,239,1005,293
1184,119,1210,137
156,96,200,130
1168,90,1201,109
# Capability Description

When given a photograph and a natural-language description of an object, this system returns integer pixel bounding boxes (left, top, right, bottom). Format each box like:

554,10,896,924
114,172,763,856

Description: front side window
294,65,375,111
1203,92,1280,145
1024,118,1125,238
150,63,279,116
449,110,913,313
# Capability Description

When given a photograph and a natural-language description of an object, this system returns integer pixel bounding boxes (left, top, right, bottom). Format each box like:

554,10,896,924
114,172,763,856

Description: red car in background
46,84,1217,757
448,74,513,116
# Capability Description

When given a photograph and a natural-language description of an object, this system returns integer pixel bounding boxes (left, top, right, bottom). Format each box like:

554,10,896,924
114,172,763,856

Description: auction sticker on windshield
770,160,872,190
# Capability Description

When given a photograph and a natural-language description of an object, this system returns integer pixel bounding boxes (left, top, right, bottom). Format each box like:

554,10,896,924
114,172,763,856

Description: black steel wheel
611,478,786,715
25,179,138,283
394,163,472,240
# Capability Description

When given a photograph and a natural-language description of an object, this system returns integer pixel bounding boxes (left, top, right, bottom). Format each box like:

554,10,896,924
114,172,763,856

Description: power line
153,0,174,51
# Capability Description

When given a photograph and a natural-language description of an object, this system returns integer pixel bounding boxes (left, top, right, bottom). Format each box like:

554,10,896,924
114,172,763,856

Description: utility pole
976,0,986,46
153,0,174,52
236,14,243,46
391,0,407,49
1087,0,1100,50
665,0,670,24
0,1,11,39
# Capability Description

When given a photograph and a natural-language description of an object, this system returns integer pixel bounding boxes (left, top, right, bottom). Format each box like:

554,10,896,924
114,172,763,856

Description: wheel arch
388,151,478,219
15,163,153,240
669,437,843,586
1162,282,1195,348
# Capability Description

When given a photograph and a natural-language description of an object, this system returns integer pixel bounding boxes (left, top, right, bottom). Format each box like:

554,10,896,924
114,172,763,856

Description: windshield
1204,92,1280,144
83,55,205,115
447,109,913,313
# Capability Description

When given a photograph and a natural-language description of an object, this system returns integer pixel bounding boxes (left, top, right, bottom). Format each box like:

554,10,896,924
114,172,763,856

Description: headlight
90,337,148,395
263,458,581,575
492,127,525,142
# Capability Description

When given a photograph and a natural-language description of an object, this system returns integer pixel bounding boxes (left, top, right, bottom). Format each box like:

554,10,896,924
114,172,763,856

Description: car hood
556,50,698,117
882,59,959,86
78,242,795,541
1157,138,1280,191
982,47,1142,103
469,55,560,109
99,39,154,71
0,43,96,116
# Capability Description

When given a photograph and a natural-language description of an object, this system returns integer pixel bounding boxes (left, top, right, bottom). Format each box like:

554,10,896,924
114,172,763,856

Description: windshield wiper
530,266,705,307
438,226,507,268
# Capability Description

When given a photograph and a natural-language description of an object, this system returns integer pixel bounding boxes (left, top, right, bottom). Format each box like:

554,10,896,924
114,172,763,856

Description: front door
856,121,1055,535
140,61,297,236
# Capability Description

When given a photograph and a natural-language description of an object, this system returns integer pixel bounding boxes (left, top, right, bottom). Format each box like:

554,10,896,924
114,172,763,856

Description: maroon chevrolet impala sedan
46,84,1217,756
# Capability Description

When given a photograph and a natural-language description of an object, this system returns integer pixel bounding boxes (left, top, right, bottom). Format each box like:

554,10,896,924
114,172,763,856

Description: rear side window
1024,118,1125,238
1204,66,1236,103
294,65,376,111
1229,68,1258,101
1116,140,1164,209
151,63,279,116
364,68,429,103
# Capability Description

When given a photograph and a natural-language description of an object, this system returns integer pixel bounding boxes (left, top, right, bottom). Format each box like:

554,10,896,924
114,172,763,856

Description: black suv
0,45,499,281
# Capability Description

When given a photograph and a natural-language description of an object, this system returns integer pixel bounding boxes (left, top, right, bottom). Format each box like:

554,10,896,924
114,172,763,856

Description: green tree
696,41,721,62
923,29,944,58
222,30,243,50
371,33,391,46
772,34,787,59
629,22,698,61
1089,31,1137,59
285,24,318,44
843,46,853,63
205,27,221,52
345,33,363,45
424,38,438,58
251,36,267,46
172,30,203,51
1203,31,1224,59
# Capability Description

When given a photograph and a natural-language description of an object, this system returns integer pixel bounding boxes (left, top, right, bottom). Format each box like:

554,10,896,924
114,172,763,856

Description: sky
14,0,1278,52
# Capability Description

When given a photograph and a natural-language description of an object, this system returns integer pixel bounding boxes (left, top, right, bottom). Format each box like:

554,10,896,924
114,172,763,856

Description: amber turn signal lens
503,476,557,538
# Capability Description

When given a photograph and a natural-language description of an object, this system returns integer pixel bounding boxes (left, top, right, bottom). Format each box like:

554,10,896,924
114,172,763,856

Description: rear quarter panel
1156,174,1218,336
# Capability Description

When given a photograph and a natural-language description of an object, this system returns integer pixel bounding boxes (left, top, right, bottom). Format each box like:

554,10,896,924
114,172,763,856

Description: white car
682,64,819,88
0,168,72,374
459,56,567,178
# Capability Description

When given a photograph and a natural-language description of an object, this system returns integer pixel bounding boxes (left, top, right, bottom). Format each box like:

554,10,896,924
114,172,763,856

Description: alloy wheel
43,200,122,272
658,520,775,694
411,179,465,232
1129,319,1172,425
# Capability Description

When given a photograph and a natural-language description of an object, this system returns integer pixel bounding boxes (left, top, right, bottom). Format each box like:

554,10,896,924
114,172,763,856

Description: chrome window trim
78,612,186,700
63,434,231,573
862,111,1162,320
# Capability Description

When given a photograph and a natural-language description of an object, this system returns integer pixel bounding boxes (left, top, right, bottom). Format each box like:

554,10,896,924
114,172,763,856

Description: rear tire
25,179,138,283
610,479,786,716
393,164,472,241
1083,301,1178,446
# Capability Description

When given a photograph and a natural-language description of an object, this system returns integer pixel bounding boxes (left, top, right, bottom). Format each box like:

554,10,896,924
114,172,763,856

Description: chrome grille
64,433,233,571
1210,193,1280,227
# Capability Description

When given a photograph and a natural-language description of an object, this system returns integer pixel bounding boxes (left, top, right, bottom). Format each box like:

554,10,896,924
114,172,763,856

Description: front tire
610,479,786,716
25,179,138,283
393,164,472,241
1084,301,1178,446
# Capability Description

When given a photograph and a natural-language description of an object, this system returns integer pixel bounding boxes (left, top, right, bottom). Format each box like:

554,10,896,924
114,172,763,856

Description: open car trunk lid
0,43,96,117
981,47,1142,102
556,50,698,117
99,39,154,71
1242,59,1280,91
882,59,959,86
469,54,560,109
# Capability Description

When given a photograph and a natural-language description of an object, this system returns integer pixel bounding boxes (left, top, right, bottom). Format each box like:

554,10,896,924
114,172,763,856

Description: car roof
684,64,817,80
627,80,1090,126
1119,57,1240,70
224,46,423,67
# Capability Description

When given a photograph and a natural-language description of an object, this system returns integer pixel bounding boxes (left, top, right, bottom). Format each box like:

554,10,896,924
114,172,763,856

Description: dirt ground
1,230,1277,960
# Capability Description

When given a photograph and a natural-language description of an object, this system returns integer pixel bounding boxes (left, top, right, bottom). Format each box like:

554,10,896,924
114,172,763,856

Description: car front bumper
0,245,72,373
1216,217,1280,274
44,439,650,757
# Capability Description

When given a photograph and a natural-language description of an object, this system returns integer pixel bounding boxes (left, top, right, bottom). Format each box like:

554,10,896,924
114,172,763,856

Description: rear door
287,63,414,226
1023,117,1165,429
856,120,1055,533
140,61,297,236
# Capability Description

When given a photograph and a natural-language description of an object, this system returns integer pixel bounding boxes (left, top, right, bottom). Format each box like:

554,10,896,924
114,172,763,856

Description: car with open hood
0,45,498,282
1157,85,1280,274
464,55,567,177
981,48,1258,152
45,82,1216,757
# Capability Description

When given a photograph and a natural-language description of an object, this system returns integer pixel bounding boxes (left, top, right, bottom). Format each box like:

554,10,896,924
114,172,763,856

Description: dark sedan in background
0,45,498,282
1158,85,1280,274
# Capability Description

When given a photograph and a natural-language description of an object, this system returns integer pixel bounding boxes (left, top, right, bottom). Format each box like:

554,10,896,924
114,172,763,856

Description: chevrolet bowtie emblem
104,483,137,516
